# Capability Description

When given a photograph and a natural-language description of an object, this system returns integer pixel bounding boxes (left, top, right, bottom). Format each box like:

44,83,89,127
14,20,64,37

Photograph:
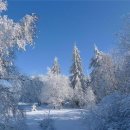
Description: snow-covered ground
21,104,86,130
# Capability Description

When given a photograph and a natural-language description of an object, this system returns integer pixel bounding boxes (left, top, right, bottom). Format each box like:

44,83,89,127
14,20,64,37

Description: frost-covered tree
114,14,130,93
69,45,86,89
69,45,87,107
50,57,60,75
40,73,73,108
0,0,37,90
0,3,37,80
0,0,37,129
90,45,117,102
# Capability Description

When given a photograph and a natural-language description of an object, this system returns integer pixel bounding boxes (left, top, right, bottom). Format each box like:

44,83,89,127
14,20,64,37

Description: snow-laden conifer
50,57,60,75
90,45,116,102
69,44,87,107
69,44,86,90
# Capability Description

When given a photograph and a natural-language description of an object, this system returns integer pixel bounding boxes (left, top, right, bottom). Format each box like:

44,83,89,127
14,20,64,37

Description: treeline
19,41,124,109
20,45,96,108
18,17,130,130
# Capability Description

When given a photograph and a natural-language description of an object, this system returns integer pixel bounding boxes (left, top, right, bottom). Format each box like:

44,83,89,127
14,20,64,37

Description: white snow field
21,104,86,130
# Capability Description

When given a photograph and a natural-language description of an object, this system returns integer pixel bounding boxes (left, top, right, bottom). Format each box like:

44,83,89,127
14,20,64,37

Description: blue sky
5,0,130,75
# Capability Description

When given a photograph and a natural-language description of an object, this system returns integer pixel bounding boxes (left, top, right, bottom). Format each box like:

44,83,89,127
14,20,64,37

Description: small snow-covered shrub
40,111,56,130
83,92,130,130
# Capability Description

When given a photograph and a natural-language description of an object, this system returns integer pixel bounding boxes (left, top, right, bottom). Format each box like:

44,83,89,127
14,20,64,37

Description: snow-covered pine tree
50,57,60,75
69,44,87,107
69,44,86,90
90,45,116,102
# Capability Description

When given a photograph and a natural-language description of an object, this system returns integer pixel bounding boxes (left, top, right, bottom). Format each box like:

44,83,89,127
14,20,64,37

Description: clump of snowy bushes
83,93,130,130
40,111,56,130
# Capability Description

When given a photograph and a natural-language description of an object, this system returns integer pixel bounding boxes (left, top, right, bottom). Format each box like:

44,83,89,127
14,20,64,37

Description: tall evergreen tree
70,45,90,107
90,45,116,102
69,45,85,90
50,57,60,75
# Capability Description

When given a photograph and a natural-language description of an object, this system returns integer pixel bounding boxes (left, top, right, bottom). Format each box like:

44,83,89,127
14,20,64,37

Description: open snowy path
23,105,86,130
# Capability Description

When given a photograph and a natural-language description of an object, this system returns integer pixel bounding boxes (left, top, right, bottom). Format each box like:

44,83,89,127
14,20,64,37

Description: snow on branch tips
0,0,7,12
0,1,37,79
0,13,37,57
19,14,37,50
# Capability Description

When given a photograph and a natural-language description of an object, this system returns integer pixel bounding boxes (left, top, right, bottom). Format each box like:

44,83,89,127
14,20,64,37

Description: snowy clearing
23,105,86,130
